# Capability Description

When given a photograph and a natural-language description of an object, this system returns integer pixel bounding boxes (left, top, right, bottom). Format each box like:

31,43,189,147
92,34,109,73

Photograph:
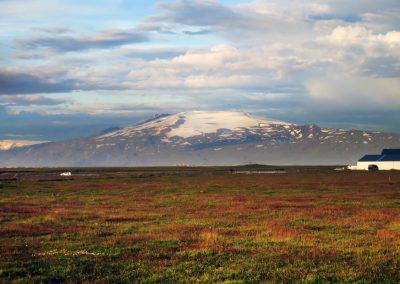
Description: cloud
320,0,400,20
324,25,400,48
360,56,400,78
0,95,69,106
0,67,128,95
0,68,81,95
141,0,313,41
317,26,400,78
20,28,149,52
32,27,72,34
126,43,310,90
121,46,187,60
183,29,211,35
1,0,400,133
154,0,240,28
306,75,400,110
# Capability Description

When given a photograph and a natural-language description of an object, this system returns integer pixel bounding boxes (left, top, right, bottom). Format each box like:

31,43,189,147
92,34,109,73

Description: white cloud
2,0,400,132
324,25,400,48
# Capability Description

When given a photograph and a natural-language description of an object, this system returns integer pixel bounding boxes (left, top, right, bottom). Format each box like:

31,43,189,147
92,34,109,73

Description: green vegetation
0,169,400,282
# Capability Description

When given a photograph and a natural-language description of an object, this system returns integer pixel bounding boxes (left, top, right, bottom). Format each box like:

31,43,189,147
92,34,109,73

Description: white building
349,149,400,171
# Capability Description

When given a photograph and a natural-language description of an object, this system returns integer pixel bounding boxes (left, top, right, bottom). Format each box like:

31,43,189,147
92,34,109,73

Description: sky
0,0,399,141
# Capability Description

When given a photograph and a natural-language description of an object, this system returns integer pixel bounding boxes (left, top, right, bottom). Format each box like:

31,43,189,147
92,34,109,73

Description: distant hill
0,140,47,151
99,127,123,135
0,111,399,166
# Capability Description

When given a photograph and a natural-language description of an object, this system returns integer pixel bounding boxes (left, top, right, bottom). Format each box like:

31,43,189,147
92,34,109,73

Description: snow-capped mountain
98,111,289,141
0,111,399,166
0,140,46,151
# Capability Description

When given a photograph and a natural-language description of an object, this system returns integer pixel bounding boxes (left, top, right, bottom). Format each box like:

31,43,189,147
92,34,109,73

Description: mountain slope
0,111,399,166
0,140,47,151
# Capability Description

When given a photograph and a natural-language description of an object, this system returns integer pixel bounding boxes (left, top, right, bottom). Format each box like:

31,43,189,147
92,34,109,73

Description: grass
0,169,400,282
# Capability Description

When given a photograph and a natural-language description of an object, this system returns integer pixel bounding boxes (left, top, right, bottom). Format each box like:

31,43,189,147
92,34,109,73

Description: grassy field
1,168,400,282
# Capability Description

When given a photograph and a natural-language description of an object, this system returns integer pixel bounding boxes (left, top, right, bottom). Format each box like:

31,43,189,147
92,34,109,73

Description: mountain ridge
0,140,47,151
0,111,399,167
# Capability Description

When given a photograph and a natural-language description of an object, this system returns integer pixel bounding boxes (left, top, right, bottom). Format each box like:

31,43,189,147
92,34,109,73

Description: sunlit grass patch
1,170,400,282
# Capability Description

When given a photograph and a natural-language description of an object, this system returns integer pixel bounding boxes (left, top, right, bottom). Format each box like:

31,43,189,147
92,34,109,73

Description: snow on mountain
99,111,290,139
167,111,289,138
0,140,47,151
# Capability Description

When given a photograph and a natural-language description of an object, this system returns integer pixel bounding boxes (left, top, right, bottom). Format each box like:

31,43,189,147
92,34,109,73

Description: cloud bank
0,0,399,137
20,29,149,52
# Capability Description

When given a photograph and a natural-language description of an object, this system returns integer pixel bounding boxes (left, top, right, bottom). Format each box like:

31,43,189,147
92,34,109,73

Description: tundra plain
1,167,400,282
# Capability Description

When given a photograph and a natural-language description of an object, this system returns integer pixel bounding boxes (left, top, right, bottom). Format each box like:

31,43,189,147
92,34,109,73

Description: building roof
359,155,382,162
359,149,400,162
381,149,400,155
379,155,400,162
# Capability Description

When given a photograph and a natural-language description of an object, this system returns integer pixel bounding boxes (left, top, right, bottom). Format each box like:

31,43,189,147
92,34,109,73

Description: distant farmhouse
349,149,400,170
